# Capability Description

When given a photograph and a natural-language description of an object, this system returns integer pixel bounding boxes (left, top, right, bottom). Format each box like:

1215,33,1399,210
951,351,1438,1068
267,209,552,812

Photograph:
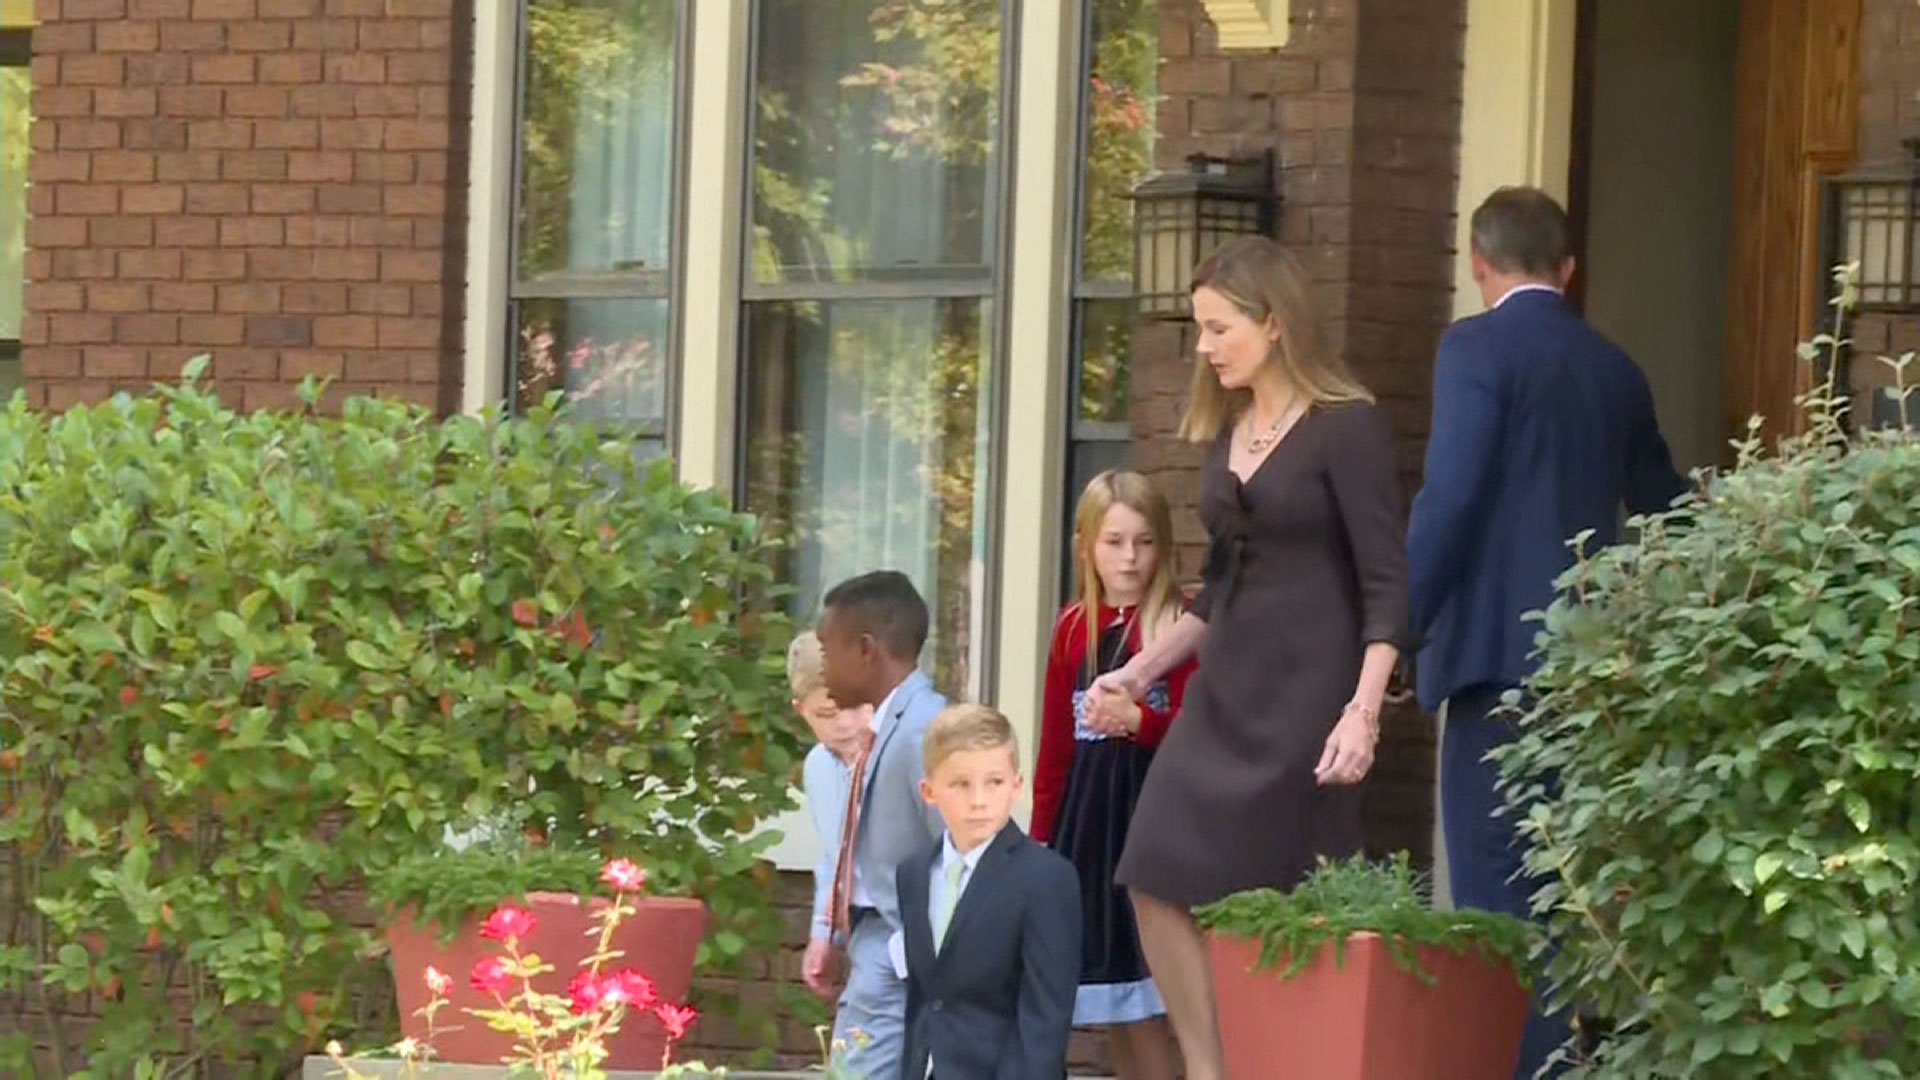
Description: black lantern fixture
1130,153,1277,321
1821,138,1920,313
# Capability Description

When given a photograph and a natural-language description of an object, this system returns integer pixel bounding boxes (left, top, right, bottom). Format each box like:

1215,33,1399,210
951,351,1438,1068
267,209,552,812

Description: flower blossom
600,858,646,893
424,966,452,997
478,903,537,941
602,968,657,1010
469,956,513,995
655,1001,697,1040
566,968,604,1014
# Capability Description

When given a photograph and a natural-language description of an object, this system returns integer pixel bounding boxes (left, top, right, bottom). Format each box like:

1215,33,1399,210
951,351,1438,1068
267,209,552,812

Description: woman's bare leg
1108,1017,1178,1080
1130,890,1224,1080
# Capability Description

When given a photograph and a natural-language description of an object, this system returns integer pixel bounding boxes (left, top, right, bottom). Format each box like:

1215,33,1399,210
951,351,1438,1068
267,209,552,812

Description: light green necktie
932,857,966,951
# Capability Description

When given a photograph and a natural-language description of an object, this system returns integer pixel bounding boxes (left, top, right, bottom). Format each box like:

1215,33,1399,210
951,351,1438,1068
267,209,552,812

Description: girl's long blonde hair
1071,470,1180,675
1179,236,1373,443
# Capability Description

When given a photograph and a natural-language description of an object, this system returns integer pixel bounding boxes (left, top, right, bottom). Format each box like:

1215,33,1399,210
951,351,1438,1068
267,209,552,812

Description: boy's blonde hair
786,631,826,699
922,704,1019,775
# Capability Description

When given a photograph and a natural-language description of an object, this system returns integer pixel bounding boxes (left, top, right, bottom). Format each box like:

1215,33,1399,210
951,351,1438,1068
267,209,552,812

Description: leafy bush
1498,323,1920,1076
0,370,803,1077
1195,854,1534,983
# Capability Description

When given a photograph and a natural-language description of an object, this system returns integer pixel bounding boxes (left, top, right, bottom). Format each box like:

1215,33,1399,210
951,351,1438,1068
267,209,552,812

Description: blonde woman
1031,471,1194,1080
1091,237,1409,1080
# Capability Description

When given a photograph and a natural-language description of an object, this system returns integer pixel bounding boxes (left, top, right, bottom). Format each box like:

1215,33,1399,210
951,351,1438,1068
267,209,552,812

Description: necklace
1105,606,1140,672
1244,400,1303,455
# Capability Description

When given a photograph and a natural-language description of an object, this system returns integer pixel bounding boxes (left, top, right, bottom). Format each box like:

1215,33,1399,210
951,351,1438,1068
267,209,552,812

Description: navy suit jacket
896,823,1080,1080
1407,289,1685,711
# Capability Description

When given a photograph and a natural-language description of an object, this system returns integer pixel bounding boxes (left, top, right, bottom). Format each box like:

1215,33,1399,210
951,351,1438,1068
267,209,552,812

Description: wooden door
1722,0,1861,448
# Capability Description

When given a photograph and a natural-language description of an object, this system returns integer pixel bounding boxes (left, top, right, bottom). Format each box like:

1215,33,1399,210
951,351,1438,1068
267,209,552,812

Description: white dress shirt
928,832,988,951
1492,282,1561,309
925,832,989,1079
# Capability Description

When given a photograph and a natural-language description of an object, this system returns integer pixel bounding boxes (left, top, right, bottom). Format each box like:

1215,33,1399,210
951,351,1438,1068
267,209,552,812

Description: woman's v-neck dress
1114,401,1410,905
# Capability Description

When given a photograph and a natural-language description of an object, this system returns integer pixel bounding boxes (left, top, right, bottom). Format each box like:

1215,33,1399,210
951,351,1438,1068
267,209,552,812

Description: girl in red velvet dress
1031,470,1195,1080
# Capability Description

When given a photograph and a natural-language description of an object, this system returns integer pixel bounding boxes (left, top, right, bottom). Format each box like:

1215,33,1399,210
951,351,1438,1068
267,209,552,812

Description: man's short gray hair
1470,186,1570,276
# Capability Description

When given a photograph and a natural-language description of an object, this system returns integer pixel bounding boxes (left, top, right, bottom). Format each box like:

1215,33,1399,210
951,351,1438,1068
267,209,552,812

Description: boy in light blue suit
786,631,874,996
813,571,948,1080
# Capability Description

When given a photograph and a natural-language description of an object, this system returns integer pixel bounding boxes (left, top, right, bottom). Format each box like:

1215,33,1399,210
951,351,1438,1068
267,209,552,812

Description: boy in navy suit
896,704,1081,1080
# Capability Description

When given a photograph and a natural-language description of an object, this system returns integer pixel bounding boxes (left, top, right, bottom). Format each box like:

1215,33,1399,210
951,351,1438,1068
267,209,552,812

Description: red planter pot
1208,930,1528,1080
386,891,707,1069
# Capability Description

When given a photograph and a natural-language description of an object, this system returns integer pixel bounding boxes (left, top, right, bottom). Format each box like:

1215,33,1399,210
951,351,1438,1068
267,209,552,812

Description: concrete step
309,1058,1114,1079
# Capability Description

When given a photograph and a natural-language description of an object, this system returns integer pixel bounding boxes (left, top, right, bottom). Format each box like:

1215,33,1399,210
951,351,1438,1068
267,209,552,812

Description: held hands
1084,666,1146,737
1314,702,1379,786
1084,686,1143,737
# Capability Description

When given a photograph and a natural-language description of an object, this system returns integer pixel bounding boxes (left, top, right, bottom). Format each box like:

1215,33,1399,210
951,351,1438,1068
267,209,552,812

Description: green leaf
1691,831,1725,864
1843,792,1871,833
212,611,248,642
1754,852,1784,884
345,640,395,671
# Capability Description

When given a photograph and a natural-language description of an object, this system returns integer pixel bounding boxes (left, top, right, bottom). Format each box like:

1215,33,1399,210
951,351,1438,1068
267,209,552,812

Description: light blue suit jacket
853,669,948,932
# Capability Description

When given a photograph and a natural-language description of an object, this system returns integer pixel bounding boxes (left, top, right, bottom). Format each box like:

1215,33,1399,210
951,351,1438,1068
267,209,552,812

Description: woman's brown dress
1115,401,1409,906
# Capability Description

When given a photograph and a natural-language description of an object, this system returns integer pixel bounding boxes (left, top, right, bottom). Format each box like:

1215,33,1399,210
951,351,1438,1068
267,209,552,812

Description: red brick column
20,0,469,412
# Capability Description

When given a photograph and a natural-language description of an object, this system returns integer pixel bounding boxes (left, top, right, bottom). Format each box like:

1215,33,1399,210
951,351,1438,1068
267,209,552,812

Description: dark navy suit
895,823,1080,1080
1408,286,1683,1078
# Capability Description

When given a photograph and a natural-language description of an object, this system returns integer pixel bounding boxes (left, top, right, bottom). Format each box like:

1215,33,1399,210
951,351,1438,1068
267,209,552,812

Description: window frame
732,0,1023,702
501,0,692,452
1,27,30,396
1059,1,1153,599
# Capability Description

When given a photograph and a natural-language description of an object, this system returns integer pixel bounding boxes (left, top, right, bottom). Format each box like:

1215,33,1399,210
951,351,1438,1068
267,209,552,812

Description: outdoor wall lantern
1823,137,1920,313
1129,153,1277,321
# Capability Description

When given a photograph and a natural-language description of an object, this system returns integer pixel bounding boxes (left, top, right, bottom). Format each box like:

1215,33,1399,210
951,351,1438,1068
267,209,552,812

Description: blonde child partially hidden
785,630,874,997
1031,470,1195,1080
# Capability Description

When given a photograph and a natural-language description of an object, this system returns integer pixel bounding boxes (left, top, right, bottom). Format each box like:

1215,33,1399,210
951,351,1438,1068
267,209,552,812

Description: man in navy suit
896,704,1080,1080
1408,187,1685,1078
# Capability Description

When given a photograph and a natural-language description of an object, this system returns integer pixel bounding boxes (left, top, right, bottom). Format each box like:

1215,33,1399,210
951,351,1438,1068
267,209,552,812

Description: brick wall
19,0,469,413
1140,0,1465,866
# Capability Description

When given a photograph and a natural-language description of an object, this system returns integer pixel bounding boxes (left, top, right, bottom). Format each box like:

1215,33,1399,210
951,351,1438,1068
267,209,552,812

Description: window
1062,0,1158,594
506,0,682,452
1,28,28,400
739,0,1009,697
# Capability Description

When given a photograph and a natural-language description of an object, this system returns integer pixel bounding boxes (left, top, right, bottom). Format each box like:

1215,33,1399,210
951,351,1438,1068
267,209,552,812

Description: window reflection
742,299,992,698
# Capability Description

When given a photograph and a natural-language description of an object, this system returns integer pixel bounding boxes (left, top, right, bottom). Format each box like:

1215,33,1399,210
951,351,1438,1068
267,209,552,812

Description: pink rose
424,965,452,997
478,903,536,941
566,969,604,1014
602,968,657,1010
469,956,512,996
600,858,646,893
655,1001,697,1040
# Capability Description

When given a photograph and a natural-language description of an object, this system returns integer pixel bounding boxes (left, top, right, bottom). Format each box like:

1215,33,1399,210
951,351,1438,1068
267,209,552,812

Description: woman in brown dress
1092,237,1408,1080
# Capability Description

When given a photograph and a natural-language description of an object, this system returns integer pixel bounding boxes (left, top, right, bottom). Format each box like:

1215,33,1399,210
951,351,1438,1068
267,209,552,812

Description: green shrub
1498,322,1920,1076
369,836,606,942
1195,854,1534,984
0,369,803,1077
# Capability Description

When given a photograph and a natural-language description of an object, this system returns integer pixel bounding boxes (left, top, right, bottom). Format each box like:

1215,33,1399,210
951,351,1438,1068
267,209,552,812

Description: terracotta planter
1208,930,1528,1080
386,891,707,1069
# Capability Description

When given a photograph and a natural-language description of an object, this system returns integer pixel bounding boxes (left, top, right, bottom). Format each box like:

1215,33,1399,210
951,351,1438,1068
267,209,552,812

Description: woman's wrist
1341,700,1380,742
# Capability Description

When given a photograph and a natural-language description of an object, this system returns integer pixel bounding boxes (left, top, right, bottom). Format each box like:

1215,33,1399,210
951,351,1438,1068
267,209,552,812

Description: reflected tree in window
1076,0,1156,423
744,1,1003,696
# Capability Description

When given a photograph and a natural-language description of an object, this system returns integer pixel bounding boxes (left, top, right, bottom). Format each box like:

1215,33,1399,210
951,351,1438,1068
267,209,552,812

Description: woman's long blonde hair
1071,470,1180,674
1179,236,1373,443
